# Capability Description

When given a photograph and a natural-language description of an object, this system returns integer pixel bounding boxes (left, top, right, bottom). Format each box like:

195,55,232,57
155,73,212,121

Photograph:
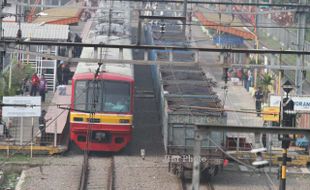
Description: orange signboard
262,106,280,122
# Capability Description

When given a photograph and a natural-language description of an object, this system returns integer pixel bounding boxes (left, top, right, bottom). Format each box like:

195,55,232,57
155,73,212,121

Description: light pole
253,0,259,89
279,80,295,190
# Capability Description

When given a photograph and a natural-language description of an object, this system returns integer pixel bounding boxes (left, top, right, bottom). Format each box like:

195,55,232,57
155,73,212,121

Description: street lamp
279,80,295,190
282,80,293,98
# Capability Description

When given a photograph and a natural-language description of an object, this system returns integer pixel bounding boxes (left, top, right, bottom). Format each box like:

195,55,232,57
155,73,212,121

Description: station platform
0,144,66,155
190,15,310,167
228,147,310,167
0,85,71,155
45,85,71,135
238,164,310,175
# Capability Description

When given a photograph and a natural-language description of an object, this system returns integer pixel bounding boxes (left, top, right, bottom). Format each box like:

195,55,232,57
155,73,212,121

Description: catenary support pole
20,117,23,145
295,0,307,95
192,129,202,190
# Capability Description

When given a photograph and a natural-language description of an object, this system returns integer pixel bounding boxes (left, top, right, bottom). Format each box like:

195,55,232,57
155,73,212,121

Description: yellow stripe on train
70,112,133,124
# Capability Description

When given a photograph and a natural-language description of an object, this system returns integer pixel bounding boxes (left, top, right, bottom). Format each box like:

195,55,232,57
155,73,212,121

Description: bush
0,60,35,98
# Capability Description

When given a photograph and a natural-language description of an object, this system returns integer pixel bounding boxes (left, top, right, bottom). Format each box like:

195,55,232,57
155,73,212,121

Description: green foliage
0,60,34,98
306,29,310,42
0,73,5,97
249,57,263,65
257,73,274,102
0,172,20,190
258,73,273,89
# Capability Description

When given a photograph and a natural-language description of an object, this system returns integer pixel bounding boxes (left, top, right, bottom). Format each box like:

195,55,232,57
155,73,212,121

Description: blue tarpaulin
213,34,244,46
296,136,309,148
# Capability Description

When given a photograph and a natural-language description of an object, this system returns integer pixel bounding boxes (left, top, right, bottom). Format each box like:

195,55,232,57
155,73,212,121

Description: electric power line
15,0,310,8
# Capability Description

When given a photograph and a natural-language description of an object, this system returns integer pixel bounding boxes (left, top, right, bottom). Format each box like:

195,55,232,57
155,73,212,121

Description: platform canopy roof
195,10,256,40
2,22,69,41
32,6,82,25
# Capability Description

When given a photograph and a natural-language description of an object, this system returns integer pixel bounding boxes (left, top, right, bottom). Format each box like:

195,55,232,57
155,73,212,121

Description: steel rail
79,152,89,190
107,157,115,190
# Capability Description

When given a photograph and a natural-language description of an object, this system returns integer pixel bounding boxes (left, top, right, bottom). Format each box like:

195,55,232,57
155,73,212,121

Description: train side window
74,80,88,111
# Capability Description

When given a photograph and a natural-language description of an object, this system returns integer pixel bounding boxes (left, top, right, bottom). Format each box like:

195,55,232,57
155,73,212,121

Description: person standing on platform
57,63,70,85
39,74,48,102
38,110,52,146
246,70,253,92
255,87,264,116
62,63,70,85
30,73,40,96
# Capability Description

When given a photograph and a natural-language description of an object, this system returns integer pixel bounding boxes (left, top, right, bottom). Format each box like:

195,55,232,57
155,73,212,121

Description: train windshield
74,80,131,113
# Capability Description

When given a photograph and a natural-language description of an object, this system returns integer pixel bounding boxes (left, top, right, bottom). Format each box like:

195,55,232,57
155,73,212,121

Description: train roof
75,36,133,78
75,62,133,79
76,0,133,79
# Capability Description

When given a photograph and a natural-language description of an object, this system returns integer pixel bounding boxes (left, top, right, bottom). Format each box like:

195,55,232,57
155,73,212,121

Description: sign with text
2,96,41,117
262,106,280,122
270,95,310,111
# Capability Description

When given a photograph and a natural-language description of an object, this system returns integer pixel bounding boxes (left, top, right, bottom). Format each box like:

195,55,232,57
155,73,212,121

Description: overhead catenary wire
18,14,310,30
15,0,310,8
5,40,310,55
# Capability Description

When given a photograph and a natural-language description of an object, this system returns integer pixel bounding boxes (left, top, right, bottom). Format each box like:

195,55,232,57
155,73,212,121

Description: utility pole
182,0,187,34
279,81,295,190
249,0,259,88
0,0,6,72
295,0,307,95
137,10,141,45
108,8,112,37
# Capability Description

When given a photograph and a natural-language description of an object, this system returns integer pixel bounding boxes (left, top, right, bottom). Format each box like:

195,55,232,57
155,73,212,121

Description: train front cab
70,115,133,152
70,75,134,152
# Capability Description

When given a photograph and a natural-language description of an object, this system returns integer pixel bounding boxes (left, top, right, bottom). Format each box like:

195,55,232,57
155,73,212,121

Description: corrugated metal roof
3,3,16,22
2,22,69,41
32,7,81,24
202,12,248,32
195,11,256,40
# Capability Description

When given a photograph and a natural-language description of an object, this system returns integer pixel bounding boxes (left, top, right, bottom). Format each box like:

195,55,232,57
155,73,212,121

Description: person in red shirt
30,72,40,96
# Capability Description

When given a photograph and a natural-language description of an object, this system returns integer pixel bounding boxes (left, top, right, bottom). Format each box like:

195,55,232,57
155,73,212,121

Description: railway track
205,182,215,190
79,153,115,190
181,179,215,190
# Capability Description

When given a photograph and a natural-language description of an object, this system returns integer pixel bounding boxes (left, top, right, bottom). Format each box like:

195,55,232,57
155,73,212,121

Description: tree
257,73,274,103
0,60,34,98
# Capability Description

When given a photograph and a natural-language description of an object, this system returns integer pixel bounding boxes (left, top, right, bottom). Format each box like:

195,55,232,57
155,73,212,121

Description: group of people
27,73,48,102
21,61,71,102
